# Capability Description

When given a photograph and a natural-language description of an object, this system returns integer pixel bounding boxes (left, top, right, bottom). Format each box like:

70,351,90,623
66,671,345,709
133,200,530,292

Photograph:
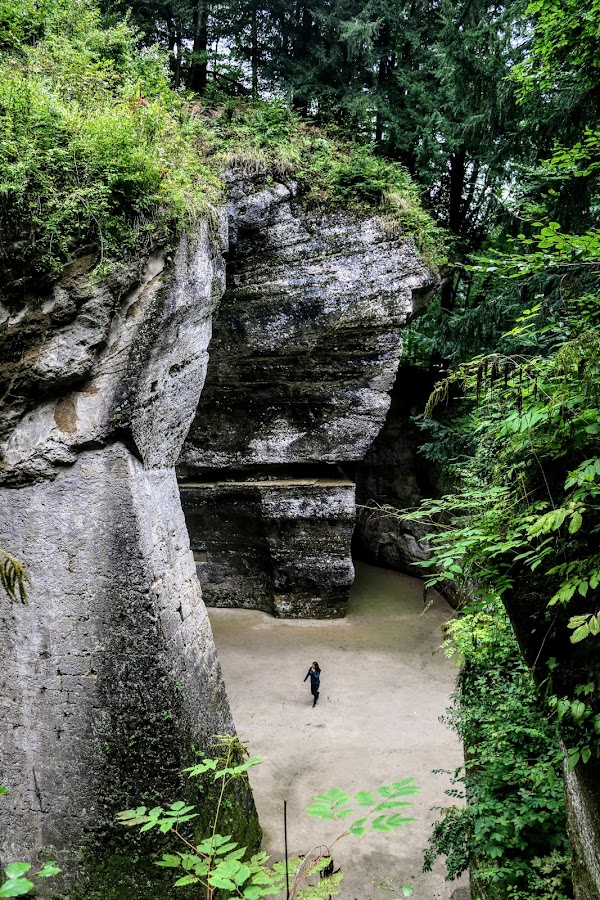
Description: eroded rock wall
180,477,355,617
0,222,247,893
177,178,437,617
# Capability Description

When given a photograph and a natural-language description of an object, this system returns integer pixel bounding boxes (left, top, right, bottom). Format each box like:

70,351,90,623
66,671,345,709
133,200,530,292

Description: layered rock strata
180,476,355,617
177,178,437,617
0,223,247,893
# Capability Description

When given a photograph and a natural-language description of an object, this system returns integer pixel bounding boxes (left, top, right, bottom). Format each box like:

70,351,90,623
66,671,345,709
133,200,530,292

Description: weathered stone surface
180,477,355,618
179,181,435,472
0,219,248,892
1,222,226,481
177,178,437,617
0,448,231,874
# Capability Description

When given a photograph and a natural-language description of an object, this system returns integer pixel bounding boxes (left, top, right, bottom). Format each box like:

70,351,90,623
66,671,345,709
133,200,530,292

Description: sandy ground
208,561,468,900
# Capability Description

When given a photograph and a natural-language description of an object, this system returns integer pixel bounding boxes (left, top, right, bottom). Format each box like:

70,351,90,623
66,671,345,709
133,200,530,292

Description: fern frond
0,548,30,603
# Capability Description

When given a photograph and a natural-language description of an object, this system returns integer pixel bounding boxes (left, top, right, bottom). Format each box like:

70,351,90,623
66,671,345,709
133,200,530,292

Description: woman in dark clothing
304,661,321,707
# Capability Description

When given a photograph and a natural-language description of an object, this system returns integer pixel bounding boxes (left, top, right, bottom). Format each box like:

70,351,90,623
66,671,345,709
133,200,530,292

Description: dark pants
311,683,319,704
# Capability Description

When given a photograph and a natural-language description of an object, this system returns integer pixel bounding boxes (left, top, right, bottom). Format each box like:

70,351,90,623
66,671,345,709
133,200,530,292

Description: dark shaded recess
181,483,275,612
180,476,354,618
502,573,600,900
351,365,436,569
177,462,348,482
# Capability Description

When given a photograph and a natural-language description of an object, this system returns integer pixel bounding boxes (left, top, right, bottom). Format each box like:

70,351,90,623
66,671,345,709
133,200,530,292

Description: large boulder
178,178,437,617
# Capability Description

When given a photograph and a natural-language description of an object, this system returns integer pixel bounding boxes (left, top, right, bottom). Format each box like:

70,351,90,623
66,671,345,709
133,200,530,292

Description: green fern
0,548,30,603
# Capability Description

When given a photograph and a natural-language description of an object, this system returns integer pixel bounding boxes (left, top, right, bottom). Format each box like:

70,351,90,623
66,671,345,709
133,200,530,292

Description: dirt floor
208,560,468,899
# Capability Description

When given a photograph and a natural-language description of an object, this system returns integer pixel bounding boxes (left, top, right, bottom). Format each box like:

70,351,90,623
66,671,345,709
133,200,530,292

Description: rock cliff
0,223,244,894
177,177,436,617
0,178,436,888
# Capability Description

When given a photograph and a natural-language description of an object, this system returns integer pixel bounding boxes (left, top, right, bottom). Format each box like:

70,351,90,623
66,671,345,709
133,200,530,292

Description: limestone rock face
179,180,434,472
178,178,437,617
0,222,241,889
181,477,355,618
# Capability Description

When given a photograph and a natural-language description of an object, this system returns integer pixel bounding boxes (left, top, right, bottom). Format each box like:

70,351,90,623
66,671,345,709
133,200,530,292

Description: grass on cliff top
0,0,444,296
0,0,222,294
196,99,445,268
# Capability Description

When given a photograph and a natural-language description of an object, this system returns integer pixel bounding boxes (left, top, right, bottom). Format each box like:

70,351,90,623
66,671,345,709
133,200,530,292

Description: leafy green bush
205,99,445,267
0,0,221,292
0,1,442,295
424,601,573,899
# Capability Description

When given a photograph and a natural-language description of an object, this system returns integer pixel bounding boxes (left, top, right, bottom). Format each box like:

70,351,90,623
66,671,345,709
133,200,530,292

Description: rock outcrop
0,222,247,894
177,178,437,617
0,175,436,890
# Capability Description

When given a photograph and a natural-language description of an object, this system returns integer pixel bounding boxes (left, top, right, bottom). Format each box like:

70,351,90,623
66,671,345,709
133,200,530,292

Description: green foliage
119,736,417,899
512,0,600,106
0,861,61,898
306,782,417,835
0,0,442,293
423,602,573,899
413,297,600,627
0,0,222,292
0,789,60,896
378,876,413,898
202,99,444,266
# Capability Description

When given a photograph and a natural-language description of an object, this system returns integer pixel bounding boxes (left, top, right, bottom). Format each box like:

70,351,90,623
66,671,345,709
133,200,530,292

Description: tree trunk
188,0,209,94
251,6,258,100
562,749,600,900
440,147,467,311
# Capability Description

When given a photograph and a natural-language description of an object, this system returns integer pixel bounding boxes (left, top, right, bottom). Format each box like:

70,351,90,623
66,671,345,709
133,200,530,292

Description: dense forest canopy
1,0,599,898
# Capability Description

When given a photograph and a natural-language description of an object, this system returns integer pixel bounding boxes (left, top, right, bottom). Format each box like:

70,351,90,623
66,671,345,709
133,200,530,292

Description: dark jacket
304,668,321,688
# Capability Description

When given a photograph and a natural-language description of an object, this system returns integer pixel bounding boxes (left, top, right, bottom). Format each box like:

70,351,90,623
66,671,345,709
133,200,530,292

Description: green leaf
372,816,393,833
0,878,35,897
571,624,590,643
569,510,583,534
155,854,182,868
208,873,237,890
305,803,335,819
387,814,416,828
354,791,376,806
581,746,592,764
173,875,199,886
376,800,413,809
243,888,265,900
234,864,251,886
37,863,60,878
3,868,30,881
214,859,241,879
311,789,350,805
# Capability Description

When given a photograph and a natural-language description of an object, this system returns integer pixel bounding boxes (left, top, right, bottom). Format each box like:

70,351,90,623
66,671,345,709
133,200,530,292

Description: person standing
304,661,321,707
